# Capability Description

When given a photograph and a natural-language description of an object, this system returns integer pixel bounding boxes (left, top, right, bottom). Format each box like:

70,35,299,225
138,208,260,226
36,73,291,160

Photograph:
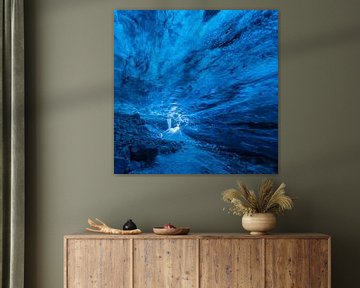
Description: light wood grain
64,238,68,288
265,239,310,288
133,239,197,288
66,239,131,288
64,233,331,288
200,239,264,288
310,239,329,288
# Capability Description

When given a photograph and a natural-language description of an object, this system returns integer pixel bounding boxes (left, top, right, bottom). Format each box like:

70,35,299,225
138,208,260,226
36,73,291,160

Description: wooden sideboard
64,233,330,288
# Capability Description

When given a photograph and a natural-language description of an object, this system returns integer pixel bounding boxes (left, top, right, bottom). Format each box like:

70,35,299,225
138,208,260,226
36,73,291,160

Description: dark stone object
123,219,137,230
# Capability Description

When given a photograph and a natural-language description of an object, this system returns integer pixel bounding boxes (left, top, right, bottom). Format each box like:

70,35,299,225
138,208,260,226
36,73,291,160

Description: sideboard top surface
64,232,330,240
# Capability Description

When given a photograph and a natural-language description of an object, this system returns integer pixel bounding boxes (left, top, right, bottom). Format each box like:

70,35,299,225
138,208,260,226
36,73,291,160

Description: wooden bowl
153,227,190,235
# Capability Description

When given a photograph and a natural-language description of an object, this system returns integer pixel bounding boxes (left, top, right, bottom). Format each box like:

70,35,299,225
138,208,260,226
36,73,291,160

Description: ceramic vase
242,213,276,235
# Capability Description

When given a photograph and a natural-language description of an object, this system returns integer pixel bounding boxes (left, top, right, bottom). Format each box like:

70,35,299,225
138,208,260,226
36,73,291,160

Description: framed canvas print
114,10,278,174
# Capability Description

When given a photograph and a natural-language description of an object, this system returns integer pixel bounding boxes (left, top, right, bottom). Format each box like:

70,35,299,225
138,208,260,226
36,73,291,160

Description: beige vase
242,213,276,235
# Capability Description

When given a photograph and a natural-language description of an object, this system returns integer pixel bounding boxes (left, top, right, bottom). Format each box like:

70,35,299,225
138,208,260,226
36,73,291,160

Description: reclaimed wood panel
265,239,310,288
310,239,330,288
133,239,198,288
66,239,131,288
64,234,330,288
200,239,264,288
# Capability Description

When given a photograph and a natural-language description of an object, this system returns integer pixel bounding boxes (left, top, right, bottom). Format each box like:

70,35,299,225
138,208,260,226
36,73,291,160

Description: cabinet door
134,239,198,288
265,239,329,288
266,239,310,288
309,239,330,288
66,239,131,288
200,239,264,288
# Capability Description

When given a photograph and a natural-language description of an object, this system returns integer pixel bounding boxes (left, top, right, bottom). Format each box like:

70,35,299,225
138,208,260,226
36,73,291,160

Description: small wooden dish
153,227,190,235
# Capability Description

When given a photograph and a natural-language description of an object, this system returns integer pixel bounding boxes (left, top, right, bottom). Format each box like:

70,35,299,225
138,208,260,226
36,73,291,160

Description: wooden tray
153,227,190,235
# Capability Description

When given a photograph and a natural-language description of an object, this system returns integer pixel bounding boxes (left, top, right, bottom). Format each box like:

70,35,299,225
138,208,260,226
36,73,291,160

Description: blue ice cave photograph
114,10,278,174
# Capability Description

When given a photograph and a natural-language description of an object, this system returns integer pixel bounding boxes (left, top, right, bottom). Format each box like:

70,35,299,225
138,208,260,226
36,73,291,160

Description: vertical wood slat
64,238,68,288
309,239,329,288
133,239,197,288
196,239,200,288
130,238,134,288
328,238,331,288
262,239,266,288
200,239,264,288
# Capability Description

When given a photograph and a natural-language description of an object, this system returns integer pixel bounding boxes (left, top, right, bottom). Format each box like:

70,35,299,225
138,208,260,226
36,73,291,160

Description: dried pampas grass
222,179,294,216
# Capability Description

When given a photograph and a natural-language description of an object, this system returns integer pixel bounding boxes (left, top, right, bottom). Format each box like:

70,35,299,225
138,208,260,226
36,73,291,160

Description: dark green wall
25,0,360,287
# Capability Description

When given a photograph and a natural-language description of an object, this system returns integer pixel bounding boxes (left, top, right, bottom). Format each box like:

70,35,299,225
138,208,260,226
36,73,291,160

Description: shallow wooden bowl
153,227,190,235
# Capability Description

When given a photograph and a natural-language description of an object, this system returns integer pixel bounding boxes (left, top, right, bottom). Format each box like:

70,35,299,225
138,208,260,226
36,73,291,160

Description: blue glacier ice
114,10,278,174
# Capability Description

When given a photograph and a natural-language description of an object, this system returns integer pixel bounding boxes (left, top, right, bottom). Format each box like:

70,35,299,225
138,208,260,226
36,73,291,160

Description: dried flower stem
222,179,294,216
